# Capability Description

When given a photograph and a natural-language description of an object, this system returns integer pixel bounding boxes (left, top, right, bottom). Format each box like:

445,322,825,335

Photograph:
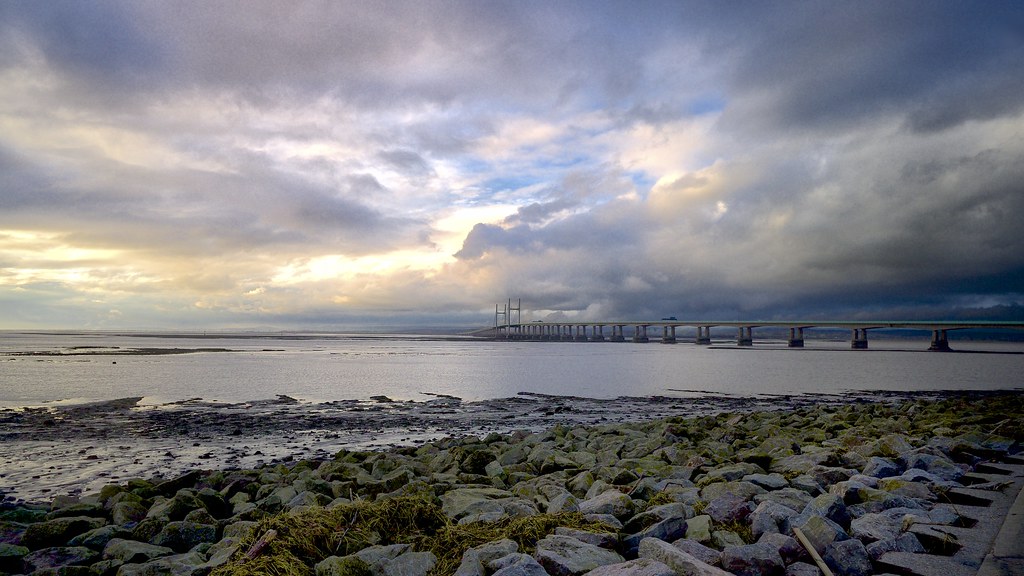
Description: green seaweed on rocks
211,495,612,576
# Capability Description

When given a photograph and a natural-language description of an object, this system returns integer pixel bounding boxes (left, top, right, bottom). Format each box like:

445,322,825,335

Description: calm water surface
1,332,1022,407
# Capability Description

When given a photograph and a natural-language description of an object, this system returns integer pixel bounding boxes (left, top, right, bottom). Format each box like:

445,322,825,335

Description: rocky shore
0,391,1021,576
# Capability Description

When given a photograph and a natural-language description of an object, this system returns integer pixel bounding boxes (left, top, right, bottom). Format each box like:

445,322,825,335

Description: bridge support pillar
589,325,605,342
788,327,804,348
929,329,951,351
610,325,625,342
737,326,753,346
696,326,711,345
575,325,588,342
851,329,868,349
662,325,677,343
633,325,649,343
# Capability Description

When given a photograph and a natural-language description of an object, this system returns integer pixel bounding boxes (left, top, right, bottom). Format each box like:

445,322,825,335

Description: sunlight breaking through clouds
1,1,1023,329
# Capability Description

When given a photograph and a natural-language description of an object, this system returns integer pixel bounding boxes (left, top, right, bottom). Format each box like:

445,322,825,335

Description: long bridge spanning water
490,316,1024,351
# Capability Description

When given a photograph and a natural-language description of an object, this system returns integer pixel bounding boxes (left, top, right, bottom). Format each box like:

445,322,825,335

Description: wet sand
0,389,969,505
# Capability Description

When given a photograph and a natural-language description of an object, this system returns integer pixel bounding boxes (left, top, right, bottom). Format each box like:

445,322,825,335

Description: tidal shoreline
0,390,1021,576
0,389,1006,507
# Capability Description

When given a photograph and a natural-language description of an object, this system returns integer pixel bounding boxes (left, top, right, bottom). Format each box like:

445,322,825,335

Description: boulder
802,494,850,529
0,542,29,573
721,542,786,576
861,457,901,479
672,538,721,566
534,534,624,576
490,553,548,576
454,538,518,576
149,521,218,552
785,561,823,576
111,501,149,525
21,546,98,573
21,516,107,549
623,516,688,556
554,528,618,550
822,539,872,576
578,490,636,519
699,481,765,502
792,515,848,556
102,538,174,563
758,532,806,565
637,538,733,576
705,493,755,524
584,558,676,576
864,533,925,561
67,524,131,550
440,488,513,520
750,501,798,540
743,473,789,491
684,515,713,543
849,513,900,543
116,550,207,576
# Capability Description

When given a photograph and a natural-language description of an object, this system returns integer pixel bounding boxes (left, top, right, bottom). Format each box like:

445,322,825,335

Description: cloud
0,1,1022,329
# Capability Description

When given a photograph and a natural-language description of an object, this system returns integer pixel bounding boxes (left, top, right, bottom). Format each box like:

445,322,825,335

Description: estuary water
2,331,1022,407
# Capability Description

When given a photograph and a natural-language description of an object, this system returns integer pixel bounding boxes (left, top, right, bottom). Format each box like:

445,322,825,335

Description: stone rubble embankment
0,391,1021,576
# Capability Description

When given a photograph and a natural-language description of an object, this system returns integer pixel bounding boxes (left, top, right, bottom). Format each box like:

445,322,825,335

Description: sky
1,1,1023,330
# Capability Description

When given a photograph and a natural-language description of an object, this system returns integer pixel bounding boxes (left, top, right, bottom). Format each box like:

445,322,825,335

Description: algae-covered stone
577,489,635,519
489,552,548,576
440,487,512,520
316,554,374,576
149,520,218,552
672,538,721,566
66,524,131,550
699,481,765,502
685,514,713,543
712,530,746,549
0,542,29,573
111,501,148,526
102,538,174,563
21,546,98,572
22,516,107,549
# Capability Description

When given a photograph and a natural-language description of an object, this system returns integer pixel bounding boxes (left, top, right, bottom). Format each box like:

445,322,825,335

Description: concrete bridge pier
929,329,952,351
696,326,712,345
737,326,753,346
788,327,805,348
662,325,677,343
851,328,869,349
575,325,588,342
633,325,650,343
610,325,626,342
589,325,606,342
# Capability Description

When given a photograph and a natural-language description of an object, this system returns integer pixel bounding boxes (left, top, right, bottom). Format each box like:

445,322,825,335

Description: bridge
489,314,1024,351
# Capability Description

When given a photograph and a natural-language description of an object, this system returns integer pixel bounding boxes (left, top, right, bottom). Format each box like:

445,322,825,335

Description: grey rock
743,473,789,491
534,534,625,576
554,528,618,550
705,493,755,525
584,514,623,530
583,558,676,576
353,543,411,567
758,532,806,565
700,463,766,484
202,537,240,571
623,503,694,533
792,515,849,555
103,538,174,563
785,561,823,576
788,476,823,496
149,521,218,552
750,501,798,540
672,539,721,566
578,490,636,519
382,551,437,576
547,492,580,514
822,539,872,576
849,513,900,543
116,550,207,576
711,530,746,549
490,553,548,576
623,516,687,556
755,488,814,513
802,494,851,529
67,525,131,550
0,542,29,573
21,546,98,572
721,542,786,576
637,538,732,576
222,520,258,540
684,515,713,543
454,538,518,576
862,457,901,479
864,533,925,561
699,481,766,502
440,488,513,520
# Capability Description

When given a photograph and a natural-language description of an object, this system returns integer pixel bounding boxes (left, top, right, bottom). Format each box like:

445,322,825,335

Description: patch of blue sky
688,94,726,116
